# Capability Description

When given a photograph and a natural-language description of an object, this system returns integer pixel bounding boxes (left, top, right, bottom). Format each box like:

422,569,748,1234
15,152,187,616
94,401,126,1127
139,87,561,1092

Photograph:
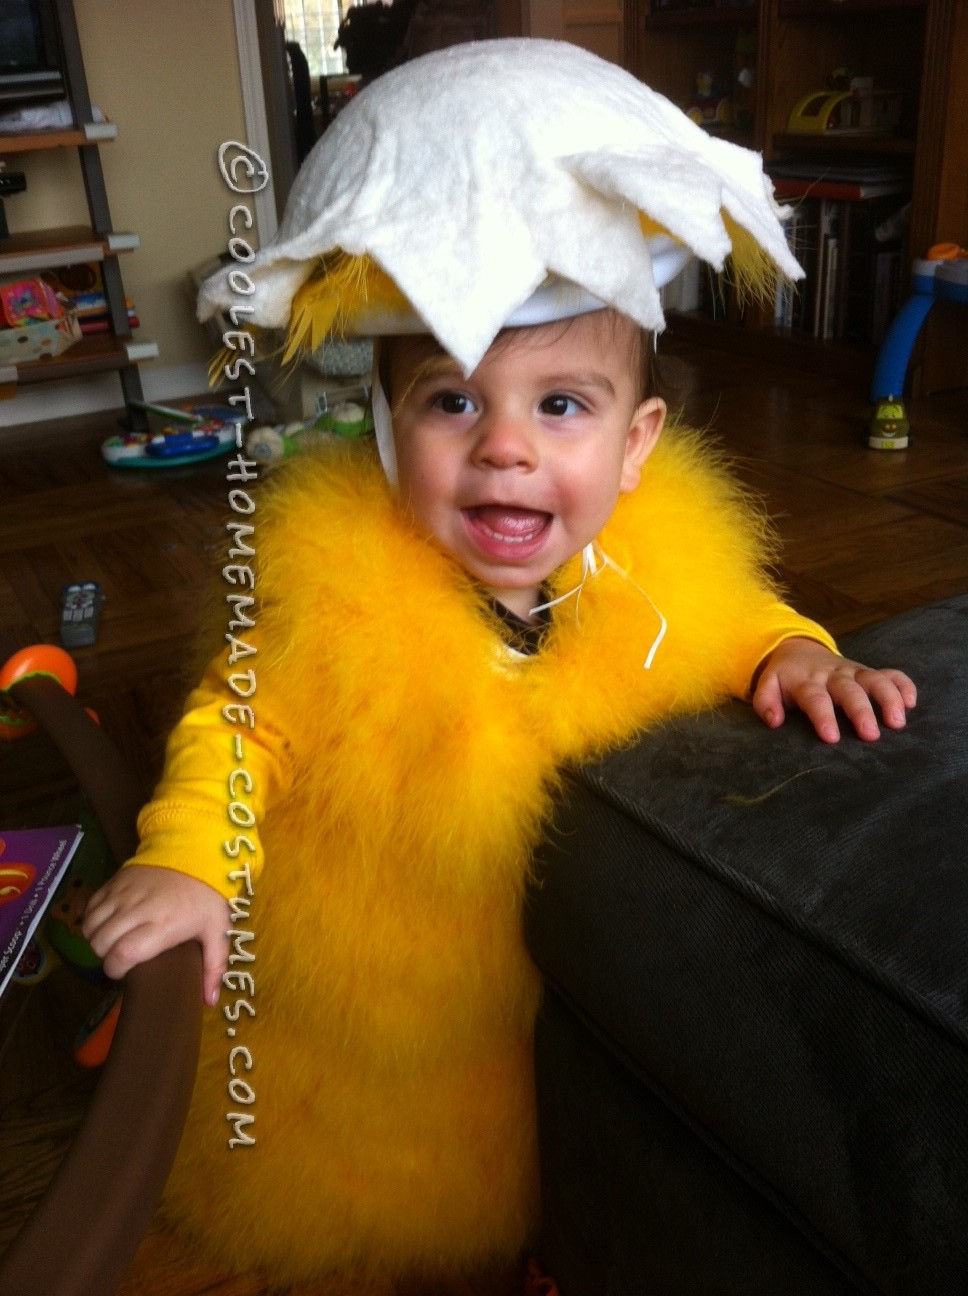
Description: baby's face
388,312,664,621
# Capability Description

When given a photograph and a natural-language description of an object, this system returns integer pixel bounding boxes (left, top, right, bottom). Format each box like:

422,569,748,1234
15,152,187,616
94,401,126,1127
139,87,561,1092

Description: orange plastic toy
0,644,78,739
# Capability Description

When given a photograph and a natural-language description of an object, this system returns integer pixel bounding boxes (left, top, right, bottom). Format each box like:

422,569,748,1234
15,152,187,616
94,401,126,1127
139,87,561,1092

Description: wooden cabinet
627,0,968,392
628,4,760,151
0,0,156,421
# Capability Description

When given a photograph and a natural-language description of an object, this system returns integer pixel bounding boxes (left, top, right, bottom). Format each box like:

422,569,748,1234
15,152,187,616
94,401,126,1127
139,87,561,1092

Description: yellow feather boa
158,430,826,1282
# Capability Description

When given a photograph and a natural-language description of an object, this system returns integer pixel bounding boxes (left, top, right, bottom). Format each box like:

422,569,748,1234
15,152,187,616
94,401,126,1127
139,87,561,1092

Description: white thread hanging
370,344,399,487
530,540,667,669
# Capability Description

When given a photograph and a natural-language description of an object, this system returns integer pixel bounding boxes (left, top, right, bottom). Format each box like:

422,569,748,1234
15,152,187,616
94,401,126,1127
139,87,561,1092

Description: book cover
769,161,907,185
822,234,840,340
0,825,84,998
812,201,839,338
78,313,140,335
775,204,807,329
772,176,907,203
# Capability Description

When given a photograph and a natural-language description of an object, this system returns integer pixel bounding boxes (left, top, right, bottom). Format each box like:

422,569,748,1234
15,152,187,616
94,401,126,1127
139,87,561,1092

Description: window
283,0,351,77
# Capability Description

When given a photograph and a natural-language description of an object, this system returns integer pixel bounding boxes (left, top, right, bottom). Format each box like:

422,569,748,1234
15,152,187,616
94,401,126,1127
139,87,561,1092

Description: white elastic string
370,342,398,488
529,542,599,615
530,540,667,670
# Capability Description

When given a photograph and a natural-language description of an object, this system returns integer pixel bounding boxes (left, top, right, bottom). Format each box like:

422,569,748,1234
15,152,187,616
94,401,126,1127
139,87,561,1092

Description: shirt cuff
126,801,261,900
748,619,839,695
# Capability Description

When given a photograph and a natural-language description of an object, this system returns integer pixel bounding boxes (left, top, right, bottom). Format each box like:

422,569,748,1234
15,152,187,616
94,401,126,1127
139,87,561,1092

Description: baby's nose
473,414,538,469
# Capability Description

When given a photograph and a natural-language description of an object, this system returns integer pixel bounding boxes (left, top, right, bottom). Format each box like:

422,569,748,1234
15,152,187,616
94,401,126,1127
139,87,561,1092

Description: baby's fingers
869,669,917,726
788,680,843,744
750,671,787,730
82,891,137,961
200,927,230,1007
823,674,882,742
88,915,169,981
842,668,916,735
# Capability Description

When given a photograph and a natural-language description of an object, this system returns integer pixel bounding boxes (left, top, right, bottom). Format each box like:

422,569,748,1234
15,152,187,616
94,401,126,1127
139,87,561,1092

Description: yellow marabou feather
161,430,797,1283
283,252,409,362
721,211,788,306
638,209,787,308
280,219,788,367
207,325,278,392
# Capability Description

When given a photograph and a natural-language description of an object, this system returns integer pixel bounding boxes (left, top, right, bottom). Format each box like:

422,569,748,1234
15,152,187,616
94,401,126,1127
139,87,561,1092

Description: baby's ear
620,397,665,493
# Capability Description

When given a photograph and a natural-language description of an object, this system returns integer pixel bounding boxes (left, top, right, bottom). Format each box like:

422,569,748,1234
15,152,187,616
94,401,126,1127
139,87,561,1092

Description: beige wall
7,0,247,378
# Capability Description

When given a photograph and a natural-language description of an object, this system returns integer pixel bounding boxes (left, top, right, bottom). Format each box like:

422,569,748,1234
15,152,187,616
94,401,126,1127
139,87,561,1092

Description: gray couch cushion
526,596,968,1295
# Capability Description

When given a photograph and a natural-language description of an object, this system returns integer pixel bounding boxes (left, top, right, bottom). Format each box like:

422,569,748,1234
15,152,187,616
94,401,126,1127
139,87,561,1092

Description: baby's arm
83,864,230,1007
751,636,917,743
80,640,290,1006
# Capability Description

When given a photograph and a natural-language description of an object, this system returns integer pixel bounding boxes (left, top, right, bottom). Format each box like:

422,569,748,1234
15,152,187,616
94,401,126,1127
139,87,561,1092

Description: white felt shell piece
199,38,802,375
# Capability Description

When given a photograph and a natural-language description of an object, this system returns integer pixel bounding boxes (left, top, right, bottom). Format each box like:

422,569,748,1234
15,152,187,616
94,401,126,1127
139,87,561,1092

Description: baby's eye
539,394,583,418
432,391,477,416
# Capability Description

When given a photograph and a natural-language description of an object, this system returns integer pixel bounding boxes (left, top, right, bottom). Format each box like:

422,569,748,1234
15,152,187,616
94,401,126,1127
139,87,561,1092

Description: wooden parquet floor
1,341,966,1294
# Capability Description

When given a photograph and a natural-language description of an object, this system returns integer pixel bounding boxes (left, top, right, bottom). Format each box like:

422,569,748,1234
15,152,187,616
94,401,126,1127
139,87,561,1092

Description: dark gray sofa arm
526,596,968,1296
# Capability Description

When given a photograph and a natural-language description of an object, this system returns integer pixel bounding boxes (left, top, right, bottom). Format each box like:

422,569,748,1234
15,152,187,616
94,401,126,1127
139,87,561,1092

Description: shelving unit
0,0,156,423
634,2,760,151
628,0,968,392
0,225,139,273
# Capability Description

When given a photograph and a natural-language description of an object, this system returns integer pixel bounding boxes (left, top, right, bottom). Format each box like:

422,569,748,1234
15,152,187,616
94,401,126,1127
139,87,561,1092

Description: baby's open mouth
464,505,552,546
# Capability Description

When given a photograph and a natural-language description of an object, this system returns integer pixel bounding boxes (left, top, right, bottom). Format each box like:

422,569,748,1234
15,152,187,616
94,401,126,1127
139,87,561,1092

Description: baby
84,38,914,1288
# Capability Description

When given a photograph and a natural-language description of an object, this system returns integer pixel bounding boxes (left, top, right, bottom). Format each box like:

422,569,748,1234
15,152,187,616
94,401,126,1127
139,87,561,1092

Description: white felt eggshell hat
198,38,802,377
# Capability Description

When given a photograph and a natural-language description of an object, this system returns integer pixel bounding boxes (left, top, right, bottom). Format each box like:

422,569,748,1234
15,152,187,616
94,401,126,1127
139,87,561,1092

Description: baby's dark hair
380,307,657,407
480,309,655,402
561,308,655,402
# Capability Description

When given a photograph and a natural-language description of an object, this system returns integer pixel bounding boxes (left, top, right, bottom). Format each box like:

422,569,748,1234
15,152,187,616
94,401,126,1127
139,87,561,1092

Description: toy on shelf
731,29,756,132
0,274,82,365
684,72,733,130
788,71,902,137
0,277,63,328
44,263,140,337
788,88,902,136
101,400,248,468
869,243,968,449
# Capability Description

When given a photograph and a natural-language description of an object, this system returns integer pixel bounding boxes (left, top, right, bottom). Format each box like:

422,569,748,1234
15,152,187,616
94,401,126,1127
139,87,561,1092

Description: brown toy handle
0,673,202,1296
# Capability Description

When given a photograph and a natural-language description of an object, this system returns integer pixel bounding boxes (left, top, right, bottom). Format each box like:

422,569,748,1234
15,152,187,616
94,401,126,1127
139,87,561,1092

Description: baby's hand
82,865,230,1007
752,637,917,744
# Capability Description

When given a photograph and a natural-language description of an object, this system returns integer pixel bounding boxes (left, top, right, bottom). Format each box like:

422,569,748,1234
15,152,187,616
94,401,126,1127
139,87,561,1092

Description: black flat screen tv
0,0,64,107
